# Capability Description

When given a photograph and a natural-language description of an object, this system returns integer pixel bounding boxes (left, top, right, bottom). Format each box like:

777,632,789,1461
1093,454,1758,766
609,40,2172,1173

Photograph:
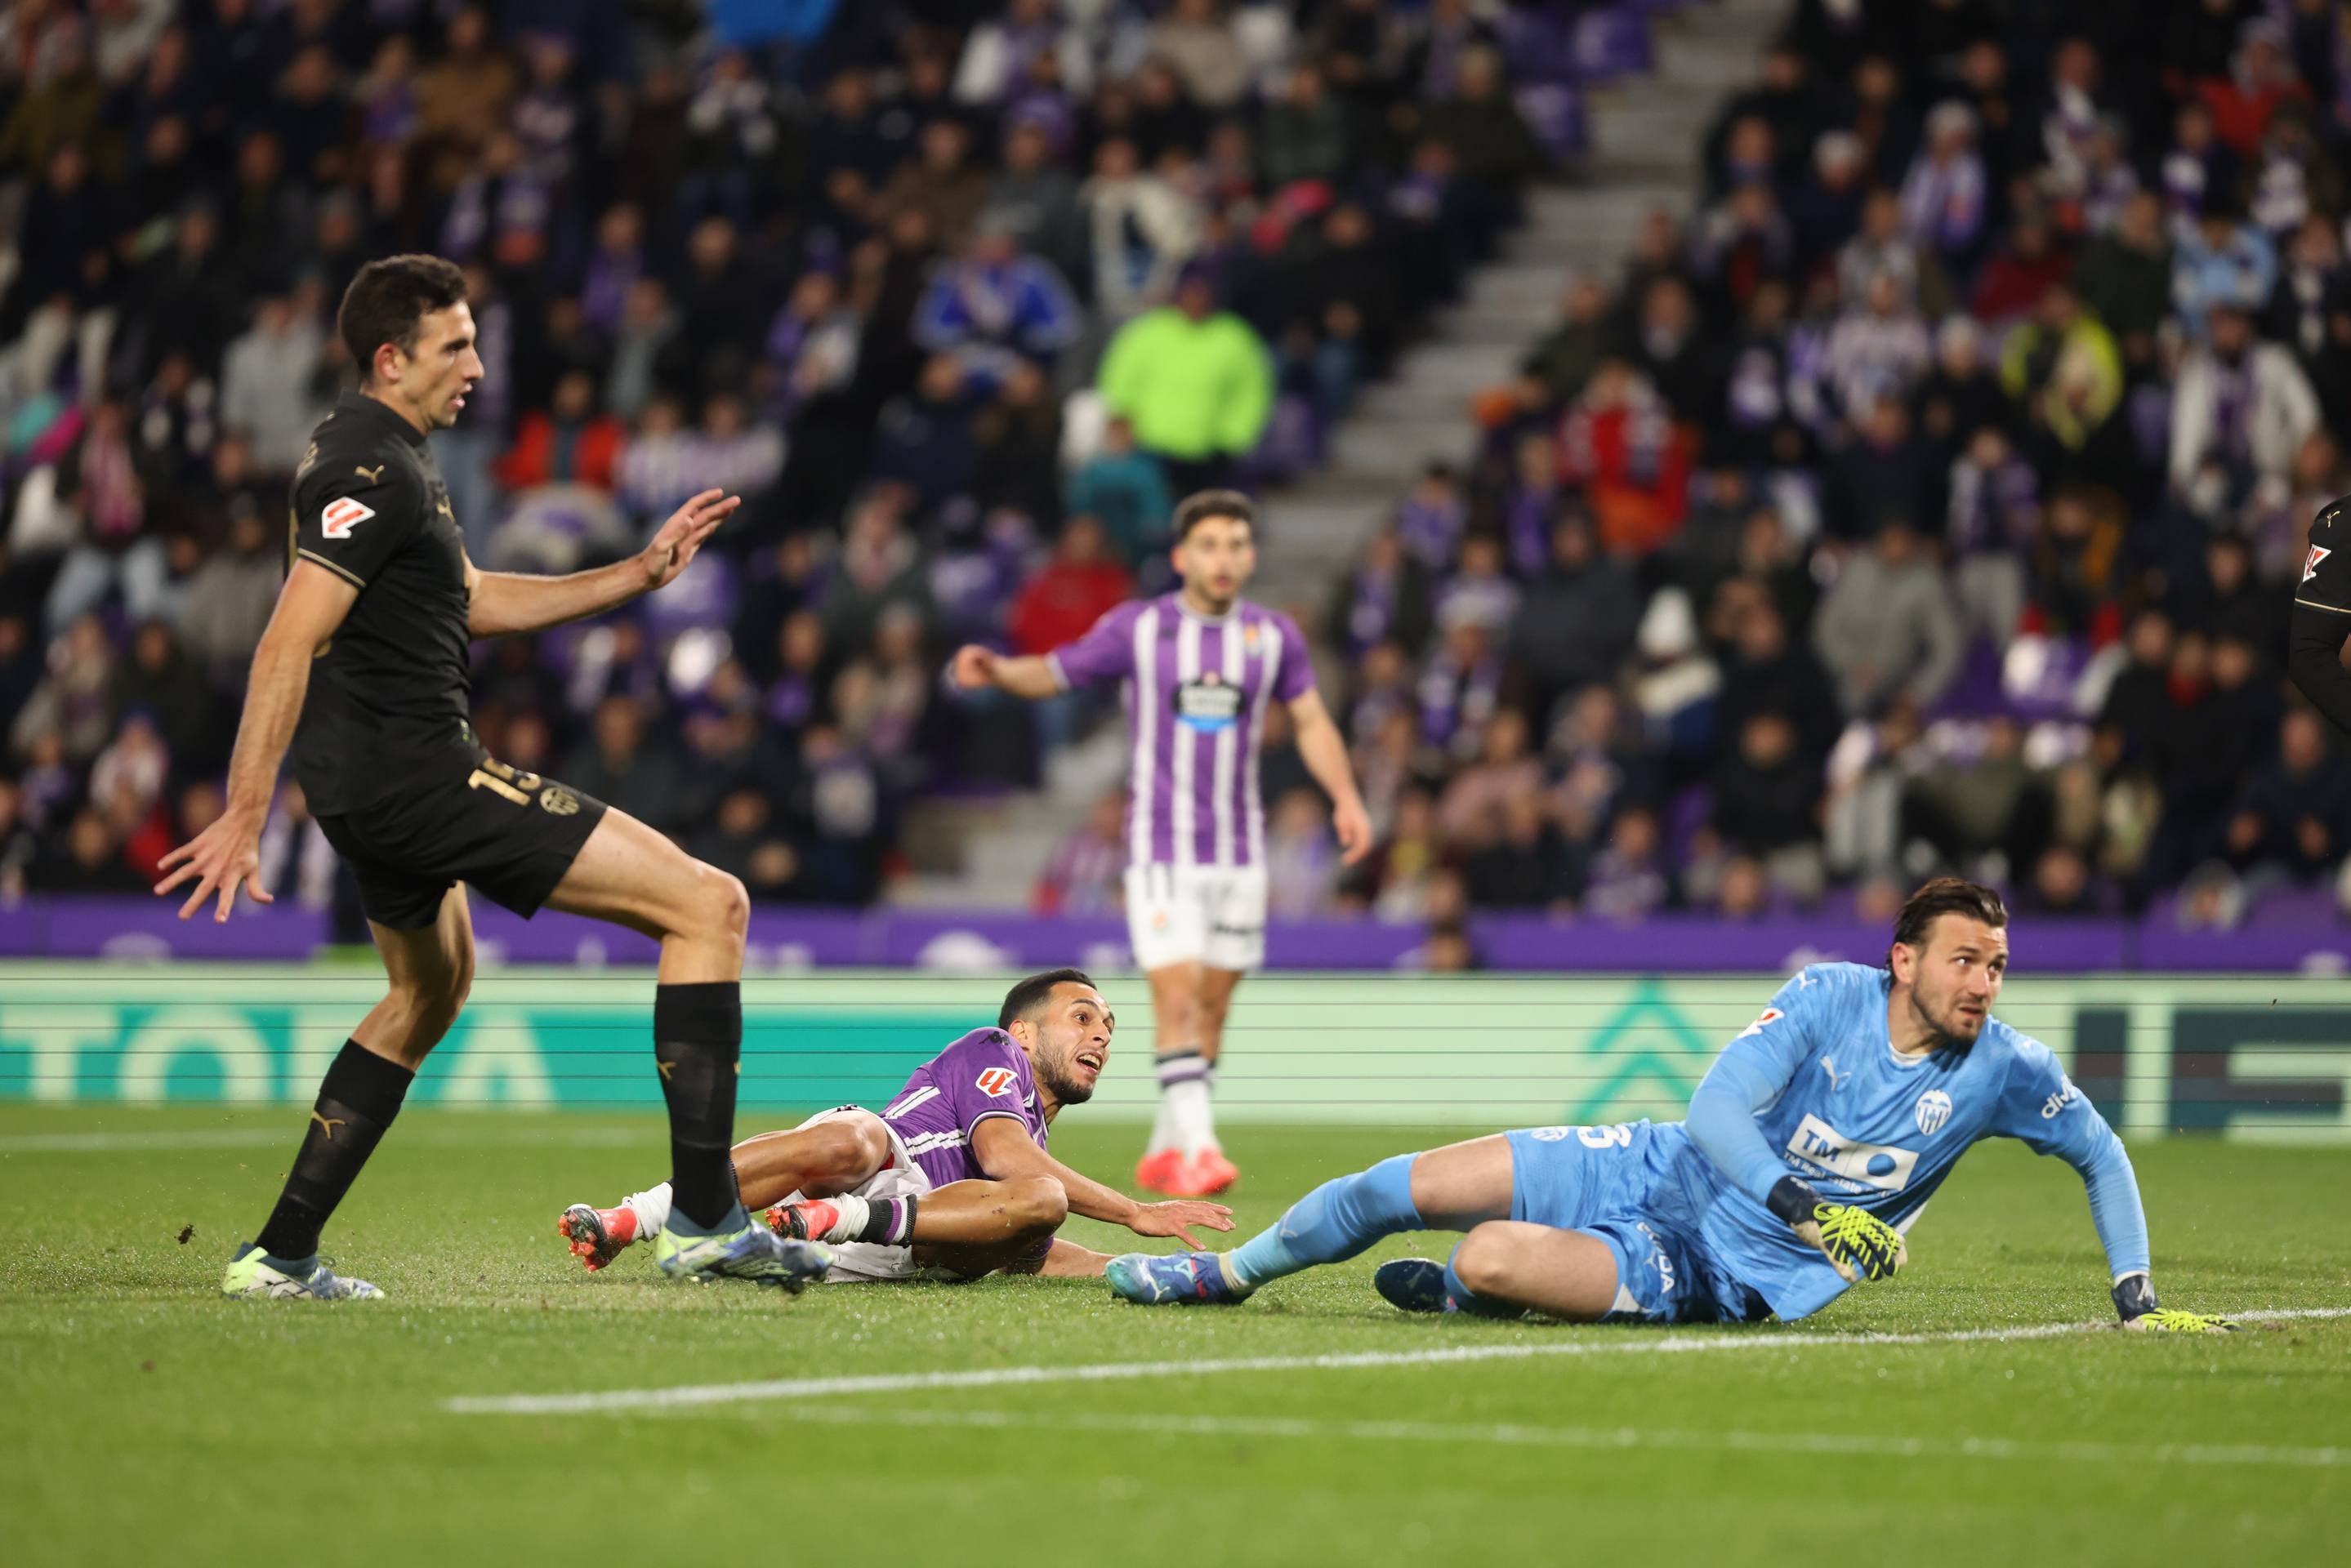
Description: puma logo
1818,1055,1851,1093
657,1060,675,1080
355,464,386,483
310,1111,347,1141
435,500,454,519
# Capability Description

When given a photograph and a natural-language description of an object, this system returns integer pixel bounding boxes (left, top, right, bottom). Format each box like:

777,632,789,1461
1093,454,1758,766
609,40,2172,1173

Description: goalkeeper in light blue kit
1106,878,2234,1331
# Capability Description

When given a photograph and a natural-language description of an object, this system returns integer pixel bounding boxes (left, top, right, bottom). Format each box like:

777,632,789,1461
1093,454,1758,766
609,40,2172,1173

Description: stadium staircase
897,0,1786,911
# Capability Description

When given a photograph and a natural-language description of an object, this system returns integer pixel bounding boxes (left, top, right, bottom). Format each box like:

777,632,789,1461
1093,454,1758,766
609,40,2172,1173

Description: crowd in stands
1135,0,2351,942
11,0,2350,938
0,0,1573,912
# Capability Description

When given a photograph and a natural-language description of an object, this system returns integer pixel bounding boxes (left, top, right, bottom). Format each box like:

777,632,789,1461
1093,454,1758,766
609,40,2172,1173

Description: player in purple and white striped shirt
951,492,1372,1197
557,970,1232,1281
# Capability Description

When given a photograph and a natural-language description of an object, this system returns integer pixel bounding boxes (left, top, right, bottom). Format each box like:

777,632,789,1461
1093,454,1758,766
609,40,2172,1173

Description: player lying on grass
1104,878,2235,1332
560,969,1233,1281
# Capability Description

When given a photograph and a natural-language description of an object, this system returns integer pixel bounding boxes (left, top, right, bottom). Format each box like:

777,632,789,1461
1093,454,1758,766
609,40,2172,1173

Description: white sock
1157,1051,1217,1156
624,1182,673,1239
819,1193,870,1245
1145,1091,1179,1156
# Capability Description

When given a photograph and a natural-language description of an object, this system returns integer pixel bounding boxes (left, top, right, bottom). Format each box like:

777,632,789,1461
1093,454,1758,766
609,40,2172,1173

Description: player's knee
1005,1175,1068,1233
813,1118,888,1186
679,863,750,951
1452,1225,1517,1298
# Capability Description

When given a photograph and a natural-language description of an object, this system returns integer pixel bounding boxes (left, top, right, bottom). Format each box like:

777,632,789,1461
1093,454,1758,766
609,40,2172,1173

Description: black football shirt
286,390,473,816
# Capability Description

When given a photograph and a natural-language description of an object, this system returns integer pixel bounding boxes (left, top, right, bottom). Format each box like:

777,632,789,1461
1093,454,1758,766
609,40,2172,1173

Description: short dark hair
1174,489,1256,544
998,968,1096,1029
1892,876,2007,955
338,254,467,381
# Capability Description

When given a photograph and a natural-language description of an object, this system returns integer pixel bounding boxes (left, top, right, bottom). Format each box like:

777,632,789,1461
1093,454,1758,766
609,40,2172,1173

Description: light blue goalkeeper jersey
1633,961,2150,1321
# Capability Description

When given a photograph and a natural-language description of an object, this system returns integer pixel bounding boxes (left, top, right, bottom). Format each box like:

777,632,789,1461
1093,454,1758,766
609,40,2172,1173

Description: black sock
655,981,743,1230
854,1195,917,1246
254,1040,414,1262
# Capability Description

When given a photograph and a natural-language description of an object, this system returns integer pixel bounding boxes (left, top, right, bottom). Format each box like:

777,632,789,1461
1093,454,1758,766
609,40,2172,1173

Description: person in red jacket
1010,514,1136,655
495,368,626,492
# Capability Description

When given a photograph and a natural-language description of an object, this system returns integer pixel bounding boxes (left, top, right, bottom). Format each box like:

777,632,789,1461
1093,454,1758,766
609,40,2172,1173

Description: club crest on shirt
319,497,375,539
974,1066,1019,1098
1176,672,1242,732
2305,544,2331,584
1915,1089,1954,1136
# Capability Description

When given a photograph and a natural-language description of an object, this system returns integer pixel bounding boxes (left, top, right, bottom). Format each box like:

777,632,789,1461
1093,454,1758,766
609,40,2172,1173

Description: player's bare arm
1287,686,1374,865
153,560,359,921
465,488,740,638
970,1116,1233,1250
948,643,1064,698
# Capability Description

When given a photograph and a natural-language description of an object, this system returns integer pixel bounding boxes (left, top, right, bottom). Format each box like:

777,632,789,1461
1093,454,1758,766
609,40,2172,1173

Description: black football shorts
315,749,609,931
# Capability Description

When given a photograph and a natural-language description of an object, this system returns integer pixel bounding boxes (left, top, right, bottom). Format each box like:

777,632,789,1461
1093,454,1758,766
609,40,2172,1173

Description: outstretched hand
154,811,274,923
1127,1198,1236,1251
641,488,740,590
948,644,1000,690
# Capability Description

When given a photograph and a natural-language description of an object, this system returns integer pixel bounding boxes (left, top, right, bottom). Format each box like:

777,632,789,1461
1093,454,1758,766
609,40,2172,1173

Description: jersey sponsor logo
1915,1089,1954,1136
1735,1007,1783,1040
2305,544,2332,584
1817,1053,1851,1092
1175,672,1243,732
974,1066,1019,1098
1784,1113,1921,1193
2041,1078,2079,1120
319,496,376,539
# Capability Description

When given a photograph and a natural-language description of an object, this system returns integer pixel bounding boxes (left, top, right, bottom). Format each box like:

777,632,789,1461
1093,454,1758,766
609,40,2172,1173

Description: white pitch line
443,1307,2351,1416
0,1125,651,1154
685,1401,2351,1471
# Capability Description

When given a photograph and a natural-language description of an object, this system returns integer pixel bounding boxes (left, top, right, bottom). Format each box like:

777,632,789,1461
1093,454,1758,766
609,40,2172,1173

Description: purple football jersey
1046,594,1314,869
879,1027,1051,1189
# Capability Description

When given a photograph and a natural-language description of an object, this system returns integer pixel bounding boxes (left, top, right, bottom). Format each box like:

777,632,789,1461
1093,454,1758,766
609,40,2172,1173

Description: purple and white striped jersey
880,1027,1051,1189
1047,595,1314,869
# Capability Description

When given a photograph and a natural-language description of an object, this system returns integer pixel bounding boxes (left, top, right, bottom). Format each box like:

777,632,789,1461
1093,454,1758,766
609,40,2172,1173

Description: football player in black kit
156,256,833,1300
2290,500,2351,734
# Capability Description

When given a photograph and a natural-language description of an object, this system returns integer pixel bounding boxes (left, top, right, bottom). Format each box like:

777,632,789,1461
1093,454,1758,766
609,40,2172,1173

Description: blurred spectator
1813,523,1964,715
912,219,1082,387
1510,516,1640,730
561,695,684,838
219,294,324,476
2170,304,2320,522
1080,136,1202,323
1065,416,1173,572
1035,790,1126,916
1096,270,1272,493
496,370,624,493
2227,709,2351,882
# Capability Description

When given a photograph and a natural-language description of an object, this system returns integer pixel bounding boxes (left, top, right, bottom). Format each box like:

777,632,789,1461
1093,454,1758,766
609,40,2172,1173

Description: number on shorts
467,768,529,805
1577,1124,1634,1150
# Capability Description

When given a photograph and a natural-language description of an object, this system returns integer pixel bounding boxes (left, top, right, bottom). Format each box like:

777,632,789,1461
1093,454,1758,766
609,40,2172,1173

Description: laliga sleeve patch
320,497,377,540
1735,1007,1783,1040
974,1066,1019,1098
2304,544,2331,584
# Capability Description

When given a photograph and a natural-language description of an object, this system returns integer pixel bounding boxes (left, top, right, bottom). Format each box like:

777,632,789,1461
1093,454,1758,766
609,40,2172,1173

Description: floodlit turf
3,1105,2347,1566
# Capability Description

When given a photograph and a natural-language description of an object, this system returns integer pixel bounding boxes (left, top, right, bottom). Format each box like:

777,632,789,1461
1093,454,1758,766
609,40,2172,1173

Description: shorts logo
974,1067,1019,1098
1784,1114,1919,1193
1528,1126,1572,1142
1915,1089,1953,1136
1736,1008,1783,1040
538,786,580,816
319,497,375,539
2305,544,2331,584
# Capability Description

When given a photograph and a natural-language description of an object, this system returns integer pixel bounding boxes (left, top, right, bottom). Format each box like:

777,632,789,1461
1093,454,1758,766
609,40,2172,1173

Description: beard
1038,1055,1096,1105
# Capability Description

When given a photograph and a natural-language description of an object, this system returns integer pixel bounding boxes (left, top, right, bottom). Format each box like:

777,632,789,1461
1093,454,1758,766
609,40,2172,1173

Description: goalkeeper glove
1767,1176,1906,1283
2112,1272,2237,1333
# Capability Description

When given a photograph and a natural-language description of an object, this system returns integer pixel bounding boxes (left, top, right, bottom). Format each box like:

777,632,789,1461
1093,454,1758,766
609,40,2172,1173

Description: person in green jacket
1096,270,1274,493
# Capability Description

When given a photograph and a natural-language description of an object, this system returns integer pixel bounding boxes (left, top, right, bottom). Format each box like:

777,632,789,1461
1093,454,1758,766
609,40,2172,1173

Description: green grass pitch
4,1103,2347,1566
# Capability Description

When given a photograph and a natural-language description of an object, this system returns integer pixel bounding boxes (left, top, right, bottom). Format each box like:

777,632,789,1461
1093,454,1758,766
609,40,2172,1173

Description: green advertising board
1,965,2346,1140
